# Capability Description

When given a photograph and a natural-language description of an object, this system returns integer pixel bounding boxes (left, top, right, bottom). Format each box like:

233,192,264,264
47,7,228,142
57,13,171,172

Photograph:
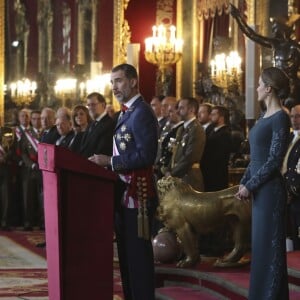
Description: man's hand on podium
89,154,111,167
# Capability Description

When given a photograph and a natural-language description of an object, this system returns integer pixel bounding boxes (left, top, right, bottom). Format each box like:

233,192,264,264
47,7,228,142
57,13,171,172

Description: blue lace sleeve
244,112,290,192
240,162,251,185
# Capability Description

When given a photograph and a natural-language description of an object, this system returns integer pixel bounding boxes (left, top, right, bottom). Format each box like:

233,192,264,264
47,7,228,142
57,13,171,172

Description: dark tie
41,130,48,142
88,121,98,134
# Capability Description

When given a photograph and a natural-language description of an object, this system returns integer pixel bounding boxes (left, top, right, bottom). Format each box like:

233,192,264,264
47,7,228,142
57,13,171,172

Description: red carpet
287,250,300,269
156,252,300,300
0,230,48,298
0,229,124,299
2,230,299,299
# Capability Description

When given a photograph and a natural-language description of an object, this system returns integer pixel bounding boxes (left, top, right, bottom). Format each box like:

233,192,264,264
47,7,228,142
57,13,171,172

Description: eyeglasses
86,102,99,107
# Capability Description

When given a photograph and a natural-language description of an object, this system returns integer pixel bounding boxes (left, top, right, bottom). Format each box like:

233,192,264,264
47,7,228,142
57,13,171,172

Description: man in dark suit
150,95,165,136
55,113,75,148
40,107,60,144
79,92,114,158
201,105,232,192
282,104,300,250
89,64,158,300
198,102,214,135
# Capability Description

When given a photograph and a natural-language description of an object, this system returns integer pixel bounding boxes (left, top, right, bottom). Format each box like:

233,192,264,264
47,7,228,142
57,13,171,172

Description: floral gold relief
156,0,175,25
246,0,255,25
113,0,131,65
197,0,230,20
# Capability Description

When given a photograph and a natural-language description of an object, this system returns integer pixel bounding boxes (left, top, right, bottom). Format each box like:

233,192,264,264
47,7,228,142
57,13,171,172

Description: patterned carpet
0,230,123,300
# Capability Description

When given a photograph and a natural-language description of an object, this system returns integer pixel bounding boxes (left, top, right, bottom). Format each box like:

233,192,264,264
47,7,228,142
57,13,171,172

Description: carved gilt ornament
197,0,230,20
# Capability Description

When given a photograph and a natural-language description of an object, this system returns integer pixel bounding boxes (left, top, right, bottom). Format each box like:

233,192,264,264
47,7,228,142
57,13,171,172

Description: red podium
38,144,117,300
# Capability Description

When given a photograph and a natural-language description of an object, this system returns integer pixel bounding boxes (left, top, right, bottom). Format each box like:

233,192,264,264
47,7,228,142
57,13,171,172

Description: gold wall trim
176,0,183,98
156,0,175,25
113,0,131,66
197,0,229,20
177,0,198,98
0,0,4,125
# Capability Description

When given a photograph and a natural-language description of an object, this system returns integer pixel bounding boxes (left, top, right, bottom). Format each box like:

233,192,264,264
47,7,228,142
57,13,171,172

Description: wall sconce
210,51,242,93
54,74,112,107
9,78,37,107
54,78,78,106
145,24,183,95
84,74,111,97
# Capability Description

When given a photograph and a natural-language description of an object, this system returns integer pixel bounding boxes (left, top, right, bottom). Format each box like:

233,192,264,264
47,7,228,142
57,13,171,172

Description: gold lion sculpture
156,176,251,268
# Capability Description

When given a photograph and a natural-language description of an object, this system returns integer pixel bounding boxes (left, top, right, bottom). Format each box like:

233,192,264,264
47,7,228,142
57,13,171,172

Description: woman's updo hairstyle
261,67,290,100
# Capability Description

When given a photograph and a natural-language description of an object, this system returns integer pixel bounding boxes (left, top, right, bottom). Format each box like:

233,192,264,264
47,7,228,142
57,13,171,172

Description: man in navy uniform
282,104,300,250
90,63,158,300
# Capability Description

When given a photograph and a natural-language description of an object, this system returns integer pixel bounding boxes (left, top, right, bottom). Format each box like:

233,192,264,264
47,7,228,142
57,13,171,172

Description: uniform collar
122,93,141,109
183,117,196,129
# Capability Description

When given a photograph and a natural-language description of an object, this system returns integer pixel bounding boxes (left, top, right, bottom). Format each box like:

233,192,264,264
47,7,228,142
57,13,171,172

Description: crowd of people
0,75,245,233
0,92,117,231
0,63,299,300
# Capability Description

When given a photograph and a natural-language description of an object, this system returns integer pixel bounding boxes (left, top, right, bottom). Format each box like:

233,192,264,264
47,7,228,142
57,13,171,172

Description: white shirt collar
95,111,107,122
202,122,211,129
172,120,184,129
123,93,141,109
21,125,29,131
33,127,40,134
214,124,226,132
184,117,196,129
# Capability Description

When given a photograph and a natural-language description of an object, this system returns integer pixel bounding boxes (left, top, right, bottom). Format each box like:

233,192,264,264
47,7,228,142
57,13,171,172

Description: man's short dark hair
213,105,230,125
181,97,199,114
87,92,106,103
31,110,41,116
112,63,138,80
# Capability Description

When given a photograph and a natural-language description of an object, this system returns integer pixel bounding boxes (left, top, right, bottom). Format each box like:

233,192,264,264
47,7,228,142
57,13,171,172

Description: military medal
120,142,126,150
296,158,300,174
124,133,132,142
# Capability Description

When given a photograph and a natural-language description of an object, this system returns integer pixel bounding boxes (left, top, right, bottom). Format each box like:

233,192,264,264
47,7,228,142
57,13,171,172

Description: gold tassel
142,178,149,240
137,176,144,238
143,205,149,240
136,176,151,240
137,206,144,238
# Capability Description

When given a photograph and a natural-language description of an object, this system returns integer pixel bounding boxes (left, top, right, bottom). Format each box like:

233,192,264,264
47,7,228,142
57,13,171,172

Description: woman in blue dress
235,67,290,300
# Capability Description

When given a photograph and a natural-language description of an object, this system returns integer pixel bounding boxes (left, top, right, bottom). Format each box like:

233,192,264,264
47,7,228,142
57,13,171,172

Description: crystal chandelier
9,78,37,107
145,24,183,95
210,51,242,93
